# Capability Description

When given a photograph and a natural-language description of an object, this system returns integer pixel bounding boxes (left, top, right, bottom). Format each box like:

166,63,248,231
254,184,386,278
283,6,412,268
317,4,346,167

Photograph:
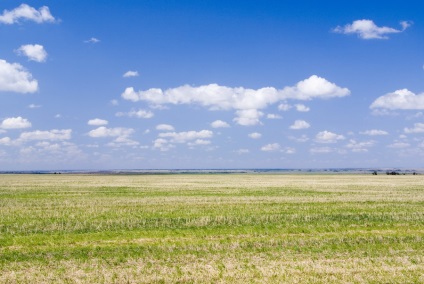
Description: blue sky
1,0,423,170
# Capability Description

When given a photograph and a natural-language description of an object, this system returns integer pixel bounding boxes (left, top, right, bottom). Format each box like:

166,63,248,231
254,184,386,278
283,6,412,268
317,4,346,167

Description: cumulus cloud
0,59,38,93
0,137,13,146
345,139,376,152
211,120,230,128
233,109,263,126
19,129,71,141
0,117,31,129
404,123,424,134
116,109,154,119
248,132,262,139
156,124,175,131
278,103,291,111
0,4,56,24
388,142,410,148
370,89,424,110
295,104,310,112
261,143,280,152
315,131,345,143
360,129,389,136
266,114,282,119
236,149,249,154
290,120,310,130
84,37,100,43
121,75,349,125
289,134,309,143
88,127,134,138
333,19,411,39
123,71,139,78
16,44,47,62
87,118,108,126
158,130,213,143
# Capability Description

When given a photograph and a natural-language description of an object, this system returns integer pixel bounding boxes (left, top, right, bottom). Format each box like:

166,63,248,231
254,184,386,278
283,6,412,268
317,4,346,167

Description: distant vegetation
0,174,423,283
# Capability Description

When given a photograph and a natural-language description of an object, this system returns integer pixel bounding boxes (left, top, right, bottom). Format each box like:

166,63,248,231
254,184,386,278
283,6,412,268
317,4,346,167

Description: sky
1,0,424,170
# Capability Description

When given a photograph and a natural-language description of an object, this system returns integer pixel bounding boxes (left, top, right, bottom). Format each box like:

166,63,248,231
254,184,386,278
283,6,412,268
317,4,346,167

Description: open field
0,174,423,283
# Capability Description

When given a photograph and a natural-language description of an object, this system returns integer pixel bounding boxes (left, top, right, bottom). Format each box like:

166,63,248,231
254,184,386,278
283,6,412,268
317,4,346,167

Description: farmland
0,174,423,283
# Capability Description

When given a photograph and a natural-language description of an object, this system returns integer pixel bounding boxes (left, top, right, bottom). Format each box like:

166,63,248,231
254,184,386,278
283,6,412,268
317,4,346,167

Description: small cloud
248,132,262,139
19,129,71,141
123,71,139,78
371,89,424,110
234,109,263,126
55,114,61,118
236,149,249,154
404,123,424,134
0,59,38,93
158,130,213,143
156,124,175,131
290,120,310,130
315,131,345,143
360,129,389,136
16,44,47,62
116,109,154,119
289,134,309,143
266,114,282,119
0,4,56,25
387,142,410,148
333,19,411,39
278,103,291,111
310,147,334,154
0,117,31,129
211,120,230,128
84,37,100,44
295,104,310,112
88,118,108,126
110,99,119,106
28,104,41,109
88,126,134,138
261,143,280,152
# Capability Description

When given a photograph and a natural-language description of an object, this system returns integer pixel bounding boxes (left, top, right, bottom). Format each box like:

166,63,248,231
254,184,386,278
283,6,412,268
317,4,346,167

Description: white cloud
123,71,139,78
371,89,424,110
0,4,56,24
110,99,119,106
88,118,108,126
88,127,134,138
360,129,389,136
266,114,282,119
0,59,38,93
290,120,310,130
122,75,349,126
0,137,13,146
233,109,263,126
188,139,211,146
388,142,410,148
211,120,230,128
346,139,376,152
315,131,345,143
289,134,309,143
248,132,262,139
116,109,154,119
261,143,280,152
278,103,291,111
1,117,31,129
295,104,310,112
404,123,424,134
153,138,173,152
19,129,71,141
158,130,213,143
310,147,334,154
156,124,175,131
333,19,411,39
28,104,41,108
16,44,47,62
84,37,100,43
236,149,249,154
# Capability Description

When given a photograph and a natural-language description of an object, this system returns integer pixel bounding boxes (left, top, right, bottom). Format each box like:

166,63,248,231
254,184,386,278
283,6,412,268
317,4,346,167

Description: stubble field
0,174,423,283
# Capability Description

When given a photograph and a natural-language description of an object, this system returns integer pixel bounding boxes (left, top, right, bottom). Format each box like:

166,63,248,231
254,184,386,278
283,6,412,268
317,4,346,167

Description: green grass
0,174,423,283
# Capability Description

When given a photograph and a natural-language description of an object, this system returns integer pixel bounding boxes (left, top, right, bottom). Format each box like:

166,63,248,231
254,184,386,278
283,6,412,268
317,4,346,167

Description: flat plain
0,174,423,283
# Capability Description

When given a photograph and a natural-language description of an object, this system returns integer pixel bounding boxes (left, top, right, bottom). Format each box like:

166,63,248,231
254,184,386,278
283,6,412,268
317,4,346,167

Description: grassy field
0,174,423,283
